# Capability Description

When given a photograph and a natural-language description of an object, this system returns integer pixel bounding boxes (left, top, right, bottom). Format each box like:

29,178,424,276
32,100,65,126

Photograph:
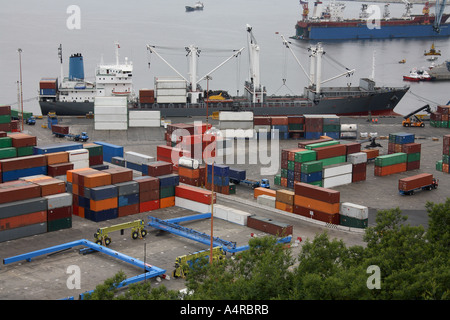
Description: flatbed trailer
398,173,438,195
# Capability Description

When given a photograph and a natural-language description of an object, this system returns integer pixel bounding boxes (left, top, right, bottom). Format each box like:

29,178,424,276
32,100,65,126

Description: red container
304,117,323,132
139,200,160,213
247,216,293,236
89,155,103,166
352,171,366,182
0,131,6,138
314,144,346,160
0,123,12,132
253,116,271,125
0,155,47,172
179,176,202,187
145,161,173,177
294,182,340,203
437,105,450,114
406,160,421,171
139,189,160,202
9,133,37,148
51,125,69,135
344,142,361,155
281,159,288,170
0,211,47,230
399,173,433,191
102,167,133,184
175,185,216,205
352,163,367,174
167,123,195,135
0,105,11,116
294,162,302,173
374,162,407,176
118,203,140,217
39,80,57,89
293,205,340,224
133,176,159,192
288,116,305,124
47,163,74,177
0,181,41,204
294,172,301,182
401,143,421,154
47,206,72,221
270,116,289,125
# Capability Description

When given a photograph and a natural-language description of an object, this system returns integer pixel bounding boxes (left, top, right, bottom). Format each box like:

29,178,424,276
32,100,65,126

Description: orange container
374,162,407,176
83,172,112,188
160,196,175,208
78,206,85,218
443,163,449,173
275,201,294,213
90,197,117,212
35,178,66,196
361,149,379,160
178,166,200,179
67,168,97,184
253,187,276,199
280,177,288,187
0,211,47,231
45,152,69,165
72,183,79,196
294,195,340,214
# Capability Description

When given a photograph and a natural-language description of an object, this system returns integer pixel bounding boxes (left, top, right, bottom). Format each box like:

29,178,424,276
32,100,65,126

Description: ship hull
39,101,94,116
296,22,450,41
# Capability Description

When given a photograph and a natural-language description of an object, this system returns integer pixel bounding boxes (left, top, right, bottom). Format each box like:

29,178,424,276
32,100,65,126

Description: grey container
0,222,47,243
115,181,139,196
0,198,48,219
45,193,73,209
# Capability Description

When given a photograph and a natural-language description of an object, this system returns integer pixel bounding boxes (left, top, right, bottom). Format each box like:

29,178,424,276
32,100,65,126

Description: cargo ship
294,0,450,40
39,32,409,117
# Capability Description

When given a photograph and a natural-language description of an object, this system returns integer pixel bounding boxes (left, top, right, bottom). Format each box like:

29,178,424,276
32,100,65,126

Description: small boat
186,2,204,12
403,68,432,82
427,56,438,61
399,59,406,64
424,43,441,56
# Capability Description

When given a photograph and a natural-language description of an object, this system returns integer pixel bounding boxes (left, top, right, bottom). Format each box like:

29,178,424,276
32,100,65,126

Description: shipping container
253,187,276,199
247,215,293,236
374,162,407,176
293,205,340,224
139,200,160,213
398,173,434,191
294,182,340,203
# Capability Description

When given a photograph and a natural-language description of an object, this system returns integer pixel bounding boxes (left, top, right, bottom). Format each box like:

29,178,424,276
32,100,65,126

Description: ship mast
246,24,264,104
58,44,63,85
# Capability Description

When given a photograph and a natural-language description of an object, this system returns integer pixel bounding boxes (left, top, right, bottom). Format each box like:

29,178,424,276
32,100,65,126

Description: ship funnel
69,53,85,81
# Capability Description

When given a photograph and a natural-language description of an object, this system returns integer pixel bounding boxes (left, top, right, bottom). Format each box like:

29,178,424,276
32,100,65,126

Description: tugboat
403,68,432,82
186,2,204,12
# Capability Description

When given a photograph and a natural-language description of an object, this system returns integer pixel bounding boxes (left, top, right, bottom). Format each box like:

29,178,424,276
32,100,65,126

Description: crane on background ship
434,0,448,32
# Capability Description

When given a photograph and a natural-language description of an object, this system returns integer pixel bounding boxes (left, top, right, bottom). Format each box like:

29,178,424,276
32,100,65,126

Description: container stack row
158,174,179,208
175,184,216,214
0,105,21,133
436,134,450,173
430,105,450,128
387,132,421,171
206,164,230,195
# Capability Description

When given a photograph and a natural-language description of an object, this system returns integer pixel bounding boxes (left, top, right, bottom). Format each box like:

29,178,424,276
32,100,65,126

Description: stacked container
124,151,155,172
303,115,324,140
46,152,73,178
33,142,83,155
313,143,347,167
133,176,160,212
93,142,123,163
340,202,368,228
374,153,407,176
401,142,422,171
175,184,215,213
436,134,450,173
116,180,140,217
155,77,187,104
293,182,340,224
67,149,90,170
83,143,103,166
340,124,358,139
388,133,420,171
158,173,179,208
430,105,450,128
322,115,341,140
45,192,73,232
94,97,128,131
287,116,305,139
156,145,190,171
0,155,47,182
275,189,295,213
178,157,204,187
9,133,37,157
128,110,160,128
206,164,230,194
300,160,323,186
0,106,12,133
219,111,253,130
271,116,289,140
347,152,368,182
39,78,58,96
322,162,353,188
253,116,271,140
213,204,252,226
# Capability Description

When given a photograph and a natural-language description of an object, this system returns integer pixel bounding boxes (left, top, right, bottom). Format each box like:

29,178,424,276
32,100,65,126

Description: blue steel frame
3,239,166,300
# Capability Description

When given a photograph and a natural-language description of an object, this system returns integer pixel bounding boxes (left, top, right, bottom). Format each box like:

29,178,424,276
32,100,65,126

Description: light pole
18,48,24,132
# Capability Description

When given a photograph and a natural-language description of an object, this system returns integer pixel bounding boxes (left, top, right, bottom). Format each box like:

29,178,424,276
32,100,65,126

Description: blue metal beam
163,213,211,224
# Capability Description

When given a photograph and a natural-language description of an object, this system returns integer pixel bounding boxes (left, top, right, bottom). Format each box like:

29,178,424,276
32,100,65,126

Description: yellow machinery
172,247,226,278
94,219,147,246
402,104,432,128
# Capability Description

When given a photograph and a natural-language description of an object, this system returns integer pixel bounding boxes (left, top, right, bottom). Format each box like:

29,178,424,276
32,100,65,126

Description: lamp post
204,126,222,264
18,48,24,132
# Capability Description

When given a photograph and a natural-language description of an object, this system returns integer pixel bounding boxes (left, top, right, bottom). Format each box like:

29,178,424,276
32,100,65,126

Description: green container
288,123,303,131
308,180,322,187
0,137,12,148
301,160,323,174
47,217,72,232
443,154,450,165
305,140,339,150
0,114,11,124
319,155,346,167
0,147,17,159
340,215,368,229
322,124,340,132
407,152,421,163
229,183,236,195
274,174,281,186
288,160,295,171
84,144,103,157
17,146,34,157
160,186,175,198
281,169,287,178
294,149,316,163
374,153,407,167
430,120,437,127
436,160,443,172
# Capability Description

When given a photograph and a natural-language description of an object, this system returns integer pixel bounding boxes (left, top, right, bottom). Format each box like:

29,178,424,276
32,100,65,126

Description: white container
340,124,358,132
68,149,89,162
71,159,90,170
340,202,369,220
94,114,128,122
257,194,276,208
94,106,128,115
340,132,357,139
94,96,127,107
155,77,187,89
222,129,254,139
179,156,200,169
156,88,187,96
45,193,73,209
219,111,253,122
128,119,161,128
226,208,252,226
175,197,210,214
219,121,253,130
128,110,161,120
347,152,368,165
156,96,187,104
254,125,271,132
94,122,128,130
322,163,352,178
213,204,229,220
322,173,352,188
125,151,155,165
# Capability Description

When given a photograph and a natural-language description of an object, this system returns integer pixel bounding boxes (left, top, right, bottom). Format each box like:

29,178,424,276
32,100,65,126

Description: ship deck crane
402,104,433,127
246,25,265,104
434,0,447,32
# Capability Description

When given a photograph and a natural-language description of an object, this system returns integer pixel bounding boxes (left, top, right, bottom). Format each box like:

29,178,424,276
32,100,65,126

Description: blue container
85,208,118,222
1,166,47,182
40,89,56,96
395,133,415,145
89,185,118,201
229,168,246,181
301,171,323,183
207,164,229,176
209,175,229,186
111,156,125,167
158,174,180,187
287,170,295,181
33,142,82,155
126,161,142,172
287,178,295,189
115,181,139,196
272,125,289,133
90,164,109,171
118,193,140,207
94,142,123,163
78,196,90,209
305,132,322,140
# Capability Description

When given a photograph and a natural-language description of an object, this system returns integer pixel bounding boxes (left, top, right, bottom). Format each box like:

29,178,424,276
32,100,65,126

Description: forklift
402,104,432,127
